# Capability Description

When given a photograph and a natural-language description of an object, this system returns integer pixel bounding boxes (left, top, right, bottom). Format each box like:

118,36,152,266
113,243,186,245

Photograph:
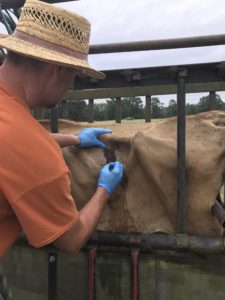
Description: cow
41,110,225,238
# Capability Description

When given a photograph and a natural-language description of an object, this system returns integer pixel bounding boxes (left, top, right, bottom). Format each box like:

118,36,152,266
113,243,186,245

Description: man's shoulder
0,94,67,171
0,103,69,202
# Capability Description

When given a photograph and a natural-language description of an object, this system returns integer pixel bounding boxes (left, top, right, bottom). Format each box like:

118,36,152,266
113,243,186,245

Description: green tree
166,99,177,117
197,94,224,112
186,103,199,115
151,97,164,118
121,97,144,119
105,98,116,120
94,103,108,121
67,100,88,121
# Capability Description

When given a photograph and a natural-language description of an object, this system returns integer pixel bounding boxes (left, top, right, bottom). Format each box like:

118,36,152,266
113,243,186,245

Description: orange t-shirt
0,85,78,256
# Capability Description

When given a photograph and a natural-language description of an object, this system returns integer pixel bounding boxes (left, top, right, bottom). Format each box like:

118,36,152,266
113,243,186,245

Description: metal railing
47,34,225,300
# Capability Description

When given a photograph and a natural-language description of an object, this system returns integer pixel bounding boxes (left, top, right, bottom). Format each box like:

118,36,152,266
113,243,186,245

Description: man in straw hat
0,0,124,262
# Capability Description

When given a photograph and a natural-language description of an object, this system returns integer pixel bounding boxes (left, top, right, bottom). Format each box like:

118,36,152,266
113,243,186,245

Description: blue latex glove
77,128,112,148
98,161,124,194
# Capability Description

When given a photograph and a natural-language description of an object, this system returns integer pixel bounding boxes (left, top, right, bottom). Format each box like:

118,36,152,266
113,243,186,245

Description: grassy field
83,118,164,125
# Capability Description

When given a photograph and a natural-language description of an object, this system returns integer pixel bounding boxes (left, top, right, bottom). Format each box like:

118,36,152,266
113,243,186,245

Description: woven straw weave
17,0,90,54
0,0,105,79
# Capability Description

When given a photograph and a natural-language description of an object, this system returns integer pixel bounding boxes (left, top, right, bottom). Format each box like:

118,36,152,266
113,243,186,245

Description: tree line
48,93,225,122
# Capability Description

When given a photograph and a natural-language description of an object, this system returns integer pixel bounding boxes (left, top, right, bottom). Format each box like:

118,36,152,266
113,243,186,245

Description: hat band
13,30,88,62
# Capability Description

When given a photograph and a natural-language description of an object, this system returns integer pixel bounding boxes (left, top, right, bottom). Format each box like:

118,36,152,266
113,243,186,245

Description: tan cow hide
40,110,225,237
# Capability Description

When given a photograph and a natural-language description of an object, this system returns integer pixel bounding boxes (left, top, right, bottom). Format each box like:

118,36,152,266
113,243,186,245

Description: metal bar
1,1,225,56
0,6,13,34
50,106,58,133
115,97,121,123
88,246,96,300
209,91,216,110
16,231,225,254
145,95,151,122
67,61,225,96
64,81,225,101
90,34,225,54
0,0,77,9
48,252,57,300
129,235,141,300
176,69,187,234
88,99,94,123
88,232,225,254
131,250,139,300
5,9,17,30
12,8,21,19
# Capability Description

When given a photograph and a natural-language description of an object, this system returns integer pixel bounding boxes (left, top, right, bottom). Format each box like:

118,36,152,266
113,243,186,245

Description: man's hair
6,51,45,70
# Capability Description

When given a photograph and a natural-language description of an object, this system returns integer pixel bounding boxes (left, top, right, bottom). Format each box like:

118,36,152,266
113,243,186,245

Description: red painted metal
131,249,139,300
129,235,141,300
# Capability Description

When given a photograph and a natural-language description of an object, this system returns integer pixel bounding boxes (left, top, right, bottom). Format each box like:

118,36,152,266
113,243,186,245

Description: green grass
83,118,163,125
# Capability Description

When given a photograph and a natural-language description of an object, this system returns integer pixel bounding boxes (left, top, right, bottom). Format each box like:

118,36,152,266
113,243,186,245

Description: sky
4,0,225,105
56,0,225,105
58,0,225,70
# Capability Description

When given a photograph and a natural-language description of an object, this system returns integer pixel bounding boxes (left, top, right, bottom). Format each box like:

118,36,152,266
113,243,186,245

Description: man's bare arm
53,187,109,253
51,128,112,148
51,133,80,148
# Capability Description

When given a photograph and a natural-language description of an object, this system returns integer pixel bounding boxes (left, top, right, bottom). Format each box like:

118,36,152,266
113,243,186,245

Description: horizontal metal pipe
16,231,225,254
1,3,225,56
89,34,225,54
0,0,77,9
89,232,225,254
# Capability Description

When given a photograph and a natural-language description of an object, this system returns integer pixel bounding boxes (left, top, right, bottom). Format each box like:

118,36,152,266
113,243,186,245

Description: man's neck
0,60,40,109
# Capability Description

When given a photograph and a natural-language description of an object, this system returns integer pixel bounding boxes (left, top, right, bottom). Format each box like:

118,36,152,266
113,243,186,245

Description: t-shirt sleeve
10,171,79,248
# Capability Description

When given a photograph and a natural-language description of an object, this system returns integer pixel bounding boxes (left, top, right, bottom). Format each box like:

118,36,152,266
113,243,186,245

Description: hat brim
0,34,105,80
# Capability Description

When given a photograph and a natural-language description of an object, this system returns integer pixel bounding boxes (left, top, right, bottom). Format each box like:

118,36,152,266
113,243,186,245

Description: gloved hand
98,161,124,194
77,128,112,148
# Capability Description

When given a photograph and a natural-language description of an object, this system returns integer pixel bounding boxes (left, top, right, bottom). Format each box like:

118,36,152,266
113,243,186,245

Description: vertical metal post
115,97,121,123
50,106,59,133
209,91,216,110
88,246,96,300
177,69,187,234
48,252,57,300
145,95,151,122
88,99,94,123
129,234,141,300
61,100,68,119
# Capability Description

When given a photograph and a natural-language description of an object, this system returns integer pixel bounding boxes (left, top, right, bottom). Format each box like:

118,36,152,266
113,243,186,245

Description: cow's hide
40,111,225,237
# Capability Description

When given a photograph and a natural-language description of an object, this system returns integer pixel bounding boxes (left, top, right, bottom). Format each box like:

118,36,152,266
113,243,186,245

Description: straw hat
0,0,105,79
